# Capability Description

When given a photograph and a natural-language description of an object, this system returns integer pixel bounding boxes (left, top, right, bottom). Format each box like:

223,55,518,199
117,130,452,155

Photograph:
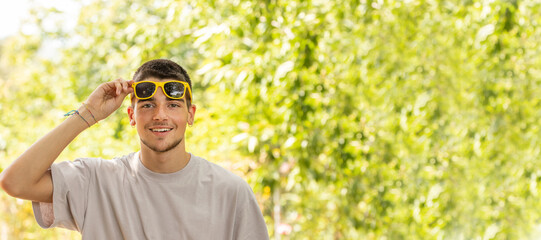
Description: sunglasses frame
132,80,192,100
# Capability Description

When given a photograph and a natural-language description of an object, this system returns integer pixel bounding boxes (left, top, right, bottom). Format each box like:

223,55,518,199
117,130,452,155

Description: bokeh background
2,0,541,239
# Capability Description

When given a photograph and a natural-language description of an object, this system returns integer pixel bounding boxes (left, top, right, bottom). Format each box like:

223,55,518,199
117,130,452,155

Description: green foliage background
2,0,541,239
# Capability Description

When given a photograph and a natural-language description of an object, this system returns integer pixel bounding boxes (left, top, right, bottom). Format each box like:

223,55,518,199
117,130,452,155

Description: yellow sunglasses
132,80,192,100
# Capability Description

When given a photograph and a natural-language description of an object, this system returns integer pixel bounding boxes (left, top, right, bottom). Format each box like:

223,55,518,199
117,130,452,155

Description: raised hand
84,78,134,122
0,78,134,203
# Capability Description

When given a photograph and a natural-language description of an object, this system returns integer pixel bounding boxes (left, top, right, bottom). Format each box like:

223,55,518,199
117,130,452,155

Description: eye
140,103,154,108
169,103,181,108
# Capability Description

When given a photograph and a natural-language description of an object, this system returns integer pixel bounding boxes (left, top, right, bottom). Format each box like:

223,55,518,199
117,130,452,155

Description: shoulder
52,152,136,175
195,156,245,181
193,155,253,192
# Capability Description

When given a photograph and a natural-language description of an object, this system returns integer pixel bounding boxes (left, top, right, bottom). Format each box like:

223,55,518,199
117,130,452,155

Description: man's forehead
136,97,185,103
135,77,184,82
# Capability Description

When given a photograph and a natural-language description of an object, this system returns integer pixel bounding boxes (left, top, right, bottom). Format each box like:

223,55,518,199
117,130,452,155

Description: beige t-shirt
32,152,269,240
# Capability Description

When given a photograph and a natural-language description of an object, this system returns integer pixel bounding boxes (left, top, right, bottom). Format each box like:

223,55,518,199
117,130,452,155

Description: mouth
149,127,173,133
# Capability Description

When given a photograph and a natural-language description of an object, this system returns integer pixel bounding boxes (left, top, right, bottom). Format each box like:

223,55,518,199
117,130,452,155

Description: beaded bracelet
64,110,91,127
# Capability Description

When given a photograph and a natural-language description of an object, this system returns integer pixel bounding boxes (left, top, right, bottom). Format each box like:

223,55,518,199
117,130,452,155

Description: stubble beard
141,137,184,153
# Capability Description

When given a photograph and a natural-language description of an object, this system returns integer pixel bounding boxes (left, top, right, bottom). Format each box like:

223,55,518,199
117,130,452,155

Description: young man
0,59,269,239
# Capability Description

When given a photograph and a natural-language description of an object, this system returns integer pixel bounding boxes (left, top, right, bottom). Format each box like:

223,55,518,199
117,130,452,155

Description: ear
127,106,136,126
187,104,197,126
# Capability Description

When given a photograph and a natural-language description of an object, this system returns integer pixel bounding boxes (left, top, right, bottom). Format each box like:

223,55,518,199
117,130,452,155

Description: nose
152,87,168,121
152,104,169,121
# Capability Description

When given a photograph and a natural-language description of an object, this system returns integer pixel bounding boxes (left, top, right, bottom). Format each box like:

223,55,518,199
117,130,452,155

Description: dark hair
131,59,193,105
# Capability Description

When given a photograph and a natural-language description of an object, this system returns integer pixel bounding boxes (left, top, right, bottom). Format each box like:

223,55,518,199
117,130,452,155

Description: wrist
65,109,91,128
80,103,99,125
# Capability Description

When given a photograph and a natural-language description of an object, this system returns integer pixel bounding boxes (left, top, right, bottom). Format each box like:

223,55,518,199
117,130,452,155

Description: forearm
0,106,94,198
1,79,132,201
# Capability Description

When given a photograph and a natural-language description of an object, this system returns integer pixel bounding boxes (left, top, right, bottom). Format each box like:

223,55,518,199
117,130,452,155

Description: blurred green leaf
2,0,541,239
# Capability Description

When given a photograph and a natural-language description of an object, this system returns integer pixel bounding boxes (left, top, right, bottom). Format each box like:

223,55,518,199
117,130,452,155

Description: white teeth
152,128,171,132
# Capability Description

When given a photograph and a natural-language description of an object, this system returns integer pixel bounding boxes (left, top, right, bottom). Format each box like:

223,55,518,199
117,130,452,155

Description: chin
141,138,183,153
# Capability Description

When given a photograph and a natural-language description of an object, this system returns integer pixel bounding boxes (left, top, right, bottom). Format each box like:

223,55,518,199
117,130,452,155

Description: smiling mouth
150,128,172,132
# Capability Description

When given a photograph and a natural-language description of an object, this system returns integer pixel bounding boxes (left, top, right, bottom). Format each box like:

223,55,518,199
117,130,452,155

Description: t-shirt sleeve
32,159,93,231
233,182,270,240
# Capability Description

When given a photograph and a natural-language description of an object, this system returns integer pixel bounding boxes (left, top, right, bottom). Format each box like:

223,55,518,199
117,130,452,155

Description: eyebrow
137,98,153,103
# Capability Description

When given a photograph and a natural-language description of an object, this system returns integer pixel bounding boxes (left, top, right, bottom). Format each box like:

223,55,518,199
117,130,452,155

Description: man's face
128,77,195,153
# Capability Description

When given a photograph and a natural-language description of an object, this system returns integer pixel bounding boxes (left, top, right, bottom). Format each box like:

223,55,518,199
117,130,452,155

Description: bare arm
0,79,133,203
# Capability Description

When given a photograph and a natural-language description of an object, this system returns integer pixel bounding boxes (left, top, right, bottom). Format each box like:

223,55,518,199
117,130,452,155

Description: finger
127,80,135,91
115,78,130,93
114,81,122,96
122,80,129,93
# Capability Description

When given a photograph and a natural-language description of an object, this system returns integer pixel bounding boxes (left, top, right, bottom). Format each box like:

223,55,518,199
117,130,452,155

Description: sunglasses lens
164,82,185,99
135,82,156,99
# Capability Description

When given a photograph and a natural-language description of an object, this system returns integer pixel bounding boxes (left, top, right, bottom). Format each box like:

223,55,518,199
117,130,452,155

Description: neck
139,144,191,173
